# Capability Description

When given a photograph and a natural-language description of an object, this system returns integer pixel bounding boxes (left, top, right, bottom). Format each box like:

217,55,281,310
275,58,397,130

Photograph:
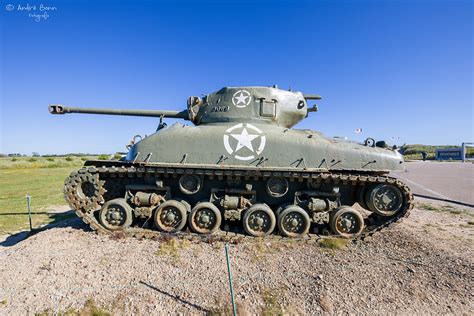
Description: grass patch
248,240,295,262
261,287,286,315
155,238,190,264
0,167,78,234
35,298,111,316
417,202,473,217
318,238,349,250
417,203,439,211
209,298,246,316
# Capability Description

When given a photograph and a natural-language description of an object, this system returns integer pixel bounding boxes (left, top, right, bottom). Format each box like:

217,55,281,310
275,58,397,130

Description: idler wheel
99,198,133,231
365,184,404,216
188,202,222,234
65,171,105,211
242,204,276,237
278,205,311,238
153,200,187,232
329,206,364,237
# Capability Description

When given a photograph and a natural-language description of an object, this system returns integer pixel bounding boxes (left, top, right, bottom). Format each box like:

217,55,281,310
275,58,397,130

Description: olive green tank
49,86,413,239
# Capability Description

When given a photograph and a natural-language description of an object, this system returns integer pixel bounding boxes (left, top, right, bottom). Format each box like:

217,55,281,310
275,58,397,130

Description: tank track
64,164,414,243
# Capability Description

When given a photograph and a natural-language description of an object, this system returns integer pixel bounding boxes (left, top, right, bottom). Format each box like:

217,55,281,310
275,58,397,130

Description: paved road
392,161,474,206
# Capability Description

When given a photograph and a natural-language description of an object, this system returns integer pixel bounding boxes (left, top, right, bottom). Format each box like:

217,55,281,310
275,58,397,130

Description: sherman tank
49,86,413,240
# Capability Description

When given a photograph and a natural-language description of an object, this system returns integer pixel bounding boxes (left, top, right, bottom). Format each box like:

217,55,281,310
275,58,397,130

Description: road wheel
243,204,276,237
99,198,133,231
278,205,311,238
188,202,222,234
329,206,364,237
154,200,187,232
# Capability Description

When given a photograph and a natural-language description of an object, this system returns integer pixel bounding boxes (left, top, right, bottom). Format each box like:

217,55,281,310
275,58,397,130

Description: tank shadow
139,281,210,313
0,211,91,247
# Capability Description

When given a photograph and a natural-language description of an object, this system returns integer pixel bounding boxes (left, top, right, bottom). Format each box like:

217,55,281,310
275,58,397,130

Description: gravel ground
0,204,473,315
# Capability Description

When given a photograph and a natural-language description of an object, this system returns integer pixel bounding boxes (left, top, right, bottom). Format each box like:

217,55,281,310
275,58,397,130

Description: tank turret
185,86,320,128
49,86,321,128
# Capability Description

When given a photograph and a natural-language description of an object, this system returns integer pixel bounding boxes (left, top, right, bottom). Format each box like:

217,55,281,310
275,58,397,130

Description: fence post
225,243,237,316
26,194,33,231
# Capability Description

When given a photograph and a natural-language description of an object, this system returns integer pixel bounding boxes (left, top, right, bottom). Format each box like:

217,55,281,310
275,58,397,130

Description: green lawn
0,156,89,169
0,166,78,234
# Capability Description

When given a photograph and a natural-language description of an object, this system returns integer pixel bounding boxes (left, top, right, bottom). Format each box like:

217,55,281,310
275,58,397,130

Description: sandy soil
0,202,473,315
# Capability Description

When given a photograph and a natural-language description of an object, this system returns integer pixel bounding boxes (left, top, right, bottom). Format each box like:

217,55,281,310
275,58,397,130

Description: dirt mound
0,205,473,315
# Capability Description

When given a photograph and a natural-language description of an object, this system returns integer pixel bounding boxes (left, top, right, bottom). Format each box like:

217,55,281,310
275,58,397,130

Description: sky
0,0,472,155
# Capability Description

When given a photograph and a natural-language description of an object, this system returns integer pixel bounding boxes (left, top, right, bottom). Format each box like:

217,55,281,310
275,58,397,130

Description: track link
64,164,414,243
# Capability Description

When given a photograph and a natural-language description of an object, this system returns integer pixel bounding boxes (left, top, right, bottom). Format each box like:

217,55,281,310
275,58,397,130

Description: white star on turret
234,92,249,105
231,128,259,152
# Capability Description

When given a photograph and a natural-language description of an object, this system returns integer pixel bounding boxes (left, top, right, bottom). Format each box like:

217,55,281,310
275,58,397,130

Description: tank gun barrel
48,104,189,120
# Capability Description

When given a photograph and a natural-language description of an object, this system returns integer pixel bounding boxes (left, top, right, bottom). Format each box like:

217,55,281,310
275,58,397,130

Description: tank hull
126,122,405,173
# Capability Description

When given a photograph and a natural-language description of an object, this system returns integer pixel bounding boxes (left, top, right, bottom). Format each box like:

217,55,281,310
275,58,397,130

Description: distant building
435,148,462,160
462,142,474,161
